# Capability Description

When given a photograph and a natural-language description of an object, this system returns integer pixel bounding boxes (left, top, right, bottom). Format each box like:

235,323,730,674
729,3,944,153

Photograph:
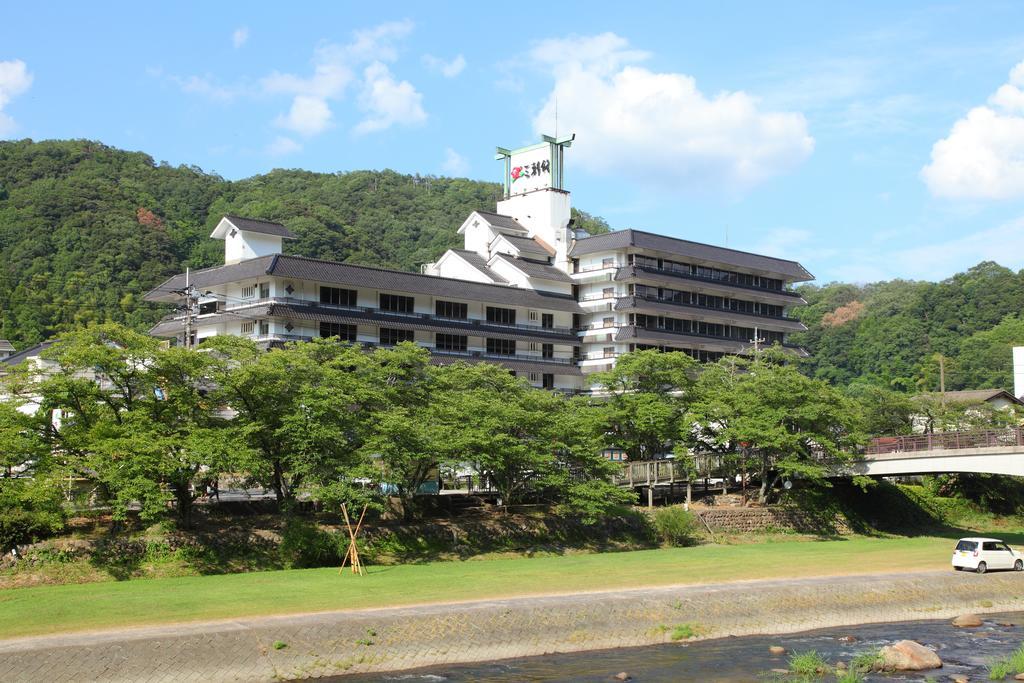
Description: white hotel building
146,136,812,392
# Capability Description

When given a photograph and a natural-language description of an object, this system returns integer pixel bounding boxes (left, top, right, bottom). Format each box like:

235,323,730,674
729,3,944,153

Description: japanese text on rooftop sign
508,146,552,195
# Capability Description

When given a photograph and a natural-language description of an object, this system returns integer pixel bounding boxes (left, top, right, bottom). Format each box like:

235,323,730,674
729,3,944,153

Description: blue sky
3,2,1024,284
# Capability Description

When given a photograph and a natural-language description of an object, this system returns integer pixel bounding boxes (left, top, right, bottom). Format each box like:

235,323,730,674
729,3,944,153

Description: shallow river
335,612,1024,682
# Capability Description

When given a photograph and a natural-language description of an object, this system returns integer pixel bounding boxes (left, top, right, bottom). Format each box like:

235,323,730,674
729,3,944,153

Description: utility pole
750,325,764,356
174,267,200,350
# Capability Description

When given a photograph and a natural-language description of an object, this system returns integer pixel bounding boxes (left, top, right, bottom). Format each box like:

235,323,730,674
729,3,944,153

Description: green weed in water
788,650,830,678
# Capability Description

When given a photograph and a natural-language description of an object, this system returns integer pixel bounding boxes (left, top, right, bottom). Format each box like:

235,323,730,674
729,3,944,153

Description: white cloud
275,94,333,136
354,62,426,134
232,26,249,49
528,33,813,193
266,136,302,156
172,74,243,102
422,54,466,78
441,148,468,176
0,59,32,137
922,59,1024,200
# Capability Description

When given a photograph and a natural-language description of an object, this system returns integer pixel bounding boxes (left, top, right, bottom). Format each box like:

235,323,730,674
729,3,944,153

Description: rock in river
614,672,631,681
878,640,942,671
768,646,786,655
952,614,983,628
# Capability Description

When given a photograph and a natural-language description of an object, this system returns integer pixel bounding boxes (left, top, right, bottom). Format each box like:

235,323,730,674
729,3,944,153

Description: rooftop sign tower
494,134,575,269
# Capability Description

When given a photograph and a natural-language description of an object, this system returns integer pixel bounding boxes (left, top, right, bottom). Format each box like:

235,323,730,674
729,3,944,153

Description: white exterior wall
460,215,498,256
1015,346,1024,399
496,190,572,270
224,231,283,265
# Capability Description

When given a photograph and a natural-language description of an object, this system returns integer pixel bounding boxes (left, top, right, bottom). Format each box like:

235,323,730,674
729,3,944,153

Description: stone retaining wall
0,570,1018,682
697,507,852,534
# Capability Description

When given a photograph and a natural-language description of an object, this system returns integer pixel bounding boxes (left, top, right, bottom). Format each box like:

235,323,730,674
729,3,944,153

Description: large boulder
878,640,942,671
952,614,983,628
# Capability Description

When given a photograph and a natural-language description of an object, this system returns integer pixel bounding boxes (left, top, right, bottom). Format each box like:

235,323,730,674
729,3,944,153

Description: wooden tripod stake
340,503,368,576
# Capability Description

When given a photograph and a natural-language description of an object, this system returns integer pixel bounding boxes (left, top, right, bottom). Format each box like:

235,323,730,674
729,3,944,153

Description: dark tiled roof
497,234,554,257
450,250,509,283
475,210,528,233
920,389,1024,406
146,255,581,312
570,229,813,281
144,256,278,302
223,215,297,239
492,254,573,283
1,340,58,366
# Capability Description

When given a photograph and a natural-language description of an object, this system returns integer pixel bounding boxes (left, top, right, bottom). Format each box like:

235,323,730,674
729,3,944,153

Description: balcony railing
212,296,575,336
625,294,793,322
623,266,804,298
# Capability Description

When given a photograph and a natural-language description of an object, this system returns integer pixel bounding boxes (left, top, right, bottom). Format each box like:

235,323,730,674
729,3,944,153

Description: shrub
651,506,699,547
0,478,65,551
278,517,344,569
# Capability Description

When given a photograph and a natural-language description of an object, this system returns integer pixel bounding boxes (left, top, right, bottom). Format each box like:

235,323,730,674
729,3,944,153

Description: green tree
693,354,862,504
588,349,699,461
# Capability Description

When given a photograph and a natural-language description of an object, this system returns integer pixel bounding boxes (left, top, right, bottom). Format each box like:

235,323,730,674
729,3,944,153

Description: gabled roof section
457,210,529,236
492,234,554,258
448,249,509,284
0,340,15,352
491,254,573,283
211,215,297,240
1,340,57,366
570,229,814,282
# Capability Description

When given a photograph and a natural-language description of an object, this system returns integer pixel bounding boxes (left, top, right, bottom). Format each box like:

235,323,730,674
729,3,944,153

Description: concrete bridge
848,427,1024,477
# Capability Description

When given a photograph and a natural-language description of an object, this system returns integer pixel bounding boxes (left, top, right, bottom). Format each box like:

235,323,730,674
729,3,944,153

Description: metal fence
866,427,1024,455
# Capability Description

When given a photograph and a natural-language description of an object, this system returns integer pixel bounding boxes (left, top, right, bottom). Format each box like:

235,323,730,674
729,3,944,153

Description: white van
952,537,1024,573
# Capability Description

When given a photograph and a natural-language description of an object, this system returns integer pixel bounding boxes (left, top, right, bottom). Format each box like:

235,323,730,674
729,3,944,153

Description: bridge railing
866,427,1024,455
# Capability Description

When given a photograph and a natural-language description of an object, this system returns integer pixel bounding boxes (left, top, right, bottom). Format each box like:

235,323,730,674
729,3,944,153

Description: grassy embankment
0,532,1000,639
2,481,1021,639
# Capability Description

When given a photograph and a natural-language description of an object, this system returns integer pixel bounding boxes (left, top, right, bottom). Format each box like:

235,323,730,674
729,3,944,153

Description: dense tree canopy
0,139,607,349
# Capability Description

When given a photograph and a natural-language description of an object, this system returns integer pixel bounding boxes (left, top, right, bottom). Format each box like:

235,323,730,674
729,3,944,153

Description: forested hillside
2,139,1023,394
0,139,608,347
792,262,1024,392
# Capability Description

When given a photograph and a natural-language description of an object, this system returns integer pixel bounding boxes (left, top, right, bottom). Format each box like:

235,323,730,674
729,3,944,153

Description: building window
199,301,219,315
241,321,254,335
529,372,540,383
320,322,357,341
258,321,270,335
528,310,539,322
602,257,616,268
241,285,256,299
602,287,615,298
486,306,516,325
380,328,415,345
320,286,357,307
435,300,468,319
380,293,415,314
435,333,467,352
542,343,554,359
486,338,516,356
603,346,616,358
542,313,554,329
543,373,554,389
259,282,270,299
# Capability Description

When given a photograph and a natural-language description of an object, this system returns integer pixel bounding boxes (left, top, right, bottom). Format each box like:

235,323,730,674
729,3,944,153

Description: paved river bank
1,570,1022,681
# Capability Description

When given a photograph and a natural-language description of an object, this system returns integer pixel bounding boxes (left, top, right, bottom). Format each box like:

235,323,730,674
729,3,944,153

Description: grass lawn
0,534,972,639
